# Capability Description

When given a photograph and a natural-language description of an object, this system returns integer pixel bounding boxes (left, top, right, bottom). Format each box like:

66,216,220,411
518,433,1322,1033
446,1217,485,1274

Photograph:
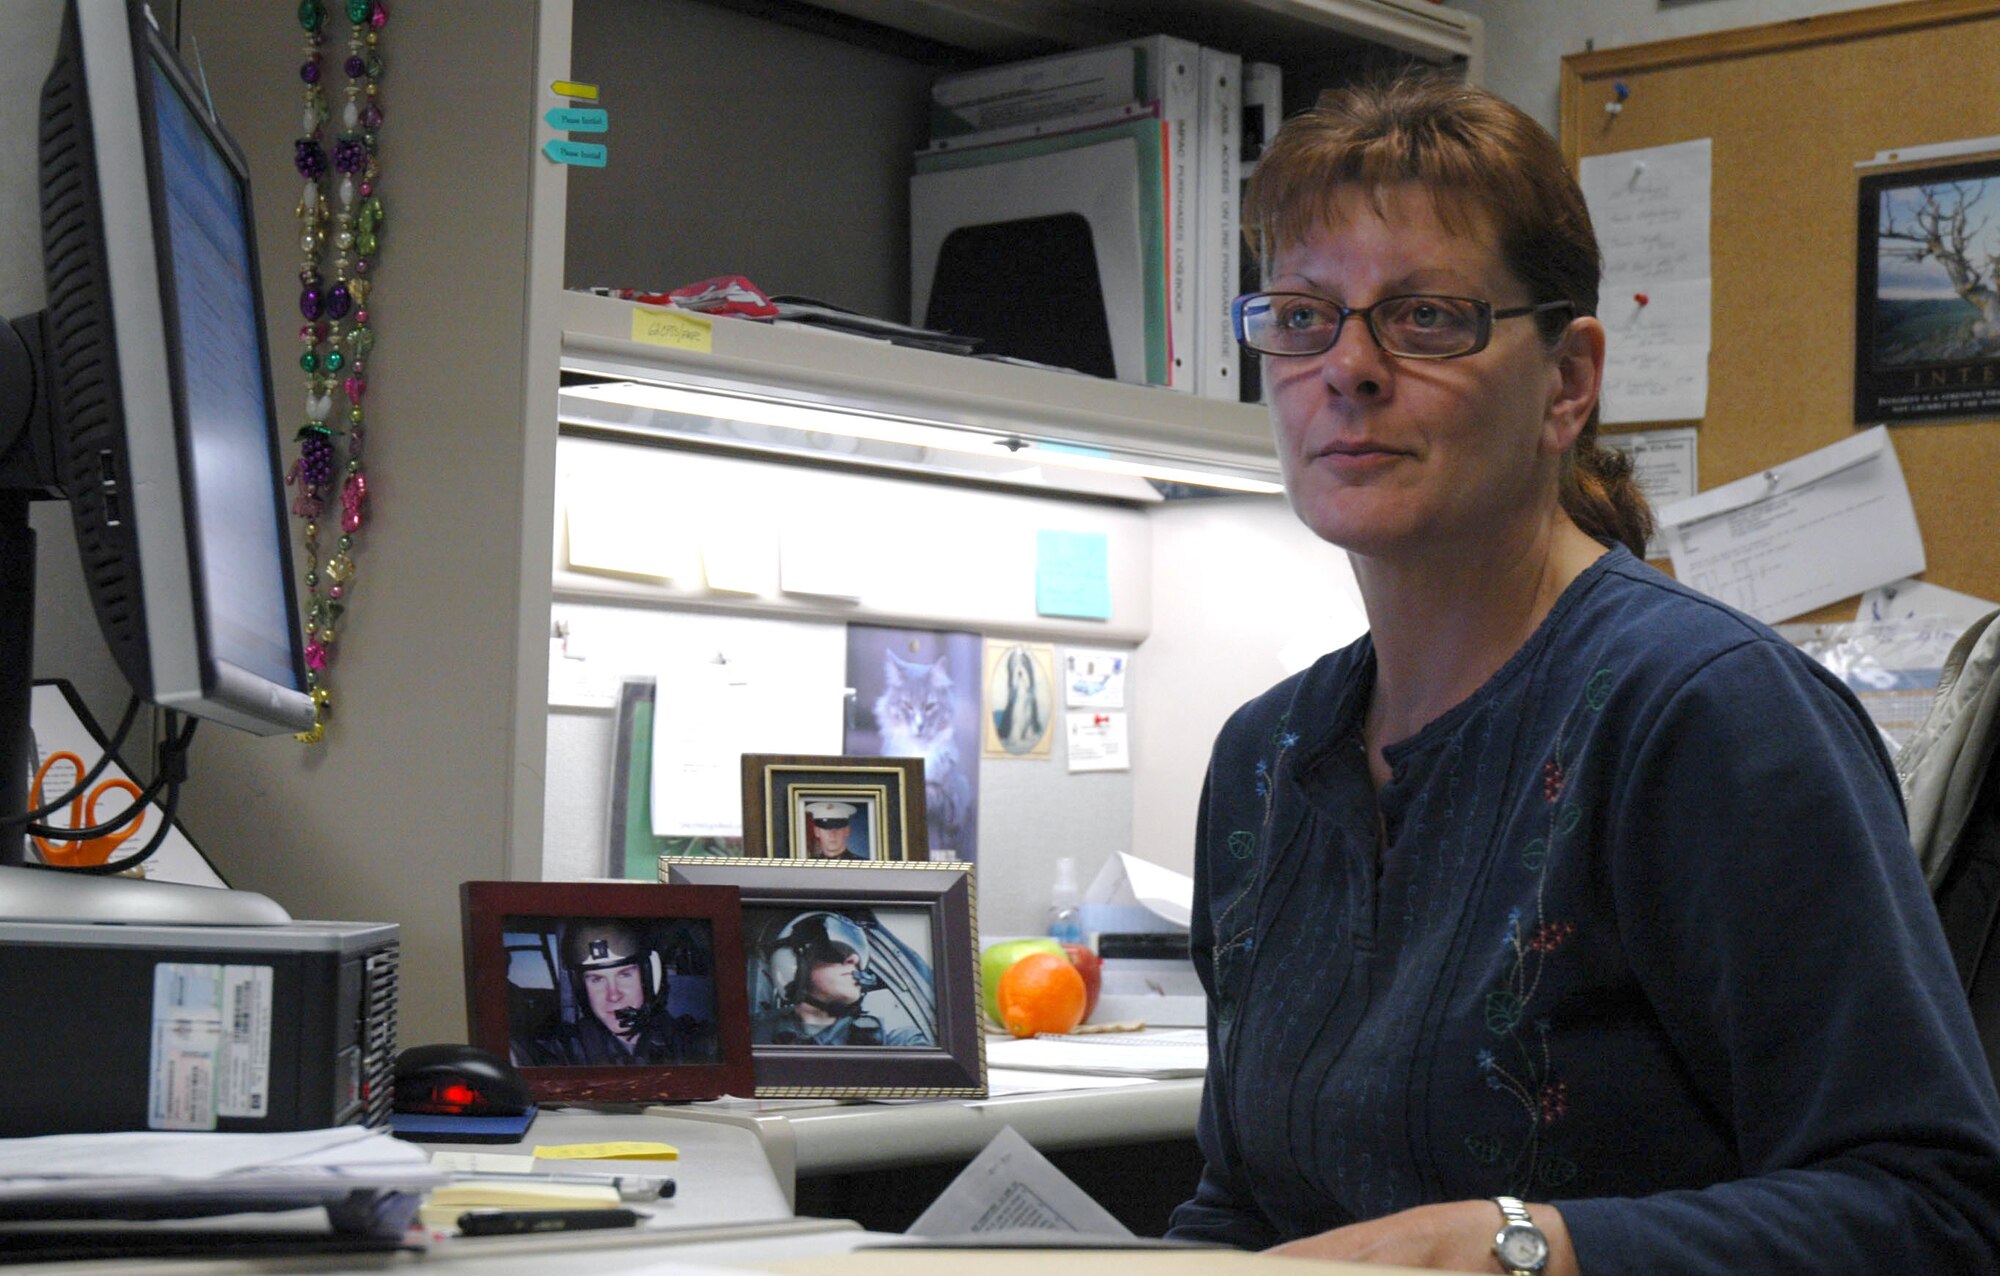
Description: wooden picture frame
460,880,754,1103
740,754,929,862
658,858,984,1099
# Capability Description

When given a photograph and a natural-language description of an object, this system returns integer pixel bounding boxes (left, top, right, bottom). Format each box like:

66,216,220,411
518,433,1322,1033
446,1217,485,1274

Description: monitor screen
148,52,298,693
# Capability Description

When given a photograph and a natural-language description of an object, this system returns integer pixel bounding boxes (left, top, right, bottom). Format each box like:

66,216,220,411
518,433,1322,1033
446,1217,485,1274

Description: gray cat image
874,650,974,858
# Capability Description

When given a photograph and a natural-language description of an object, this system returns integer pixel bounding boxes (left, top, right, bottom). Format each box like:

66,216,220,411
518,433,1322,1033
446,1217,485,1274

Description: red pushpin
1093,714,1110,726
1634,293,1650,307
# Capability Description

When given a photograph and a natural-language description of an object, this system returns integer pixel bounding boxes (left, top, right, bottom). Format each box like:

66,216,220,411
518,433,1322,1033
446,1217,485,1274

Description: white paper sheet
1657,427,1925,624
1859,577,1998,626
648,660,845,837
1595,280,1711,424
1600,426,1699,559
778,519,867,599
562,461,690,581
1062,648,1128,708
1581,139,1713,424
1083,852,1193,929
0,1126,442,1201
906,1126,1132,1238
983,1030,1206,1078
1580,138,1712,281
982,1068,1160,1097
1065,711,1130,772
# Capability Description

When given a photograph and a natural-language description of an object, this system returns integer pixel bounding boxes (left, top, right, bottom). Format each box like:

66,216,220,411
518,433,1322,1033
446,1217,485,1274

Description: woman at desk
1166,77,2000,1273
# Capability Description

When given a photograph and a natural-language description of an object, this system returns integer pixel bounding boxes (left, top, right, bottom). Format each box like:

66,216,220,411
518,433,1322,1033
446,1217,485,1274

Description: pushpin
1634,293,1650,307
1628,159,1647,187
1606,81,1630,115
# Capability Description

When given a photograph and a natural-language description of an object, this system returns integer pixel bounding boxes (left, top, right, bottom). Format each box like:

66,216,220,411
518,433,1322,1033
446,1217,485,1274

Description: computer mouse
393,1043,534,1117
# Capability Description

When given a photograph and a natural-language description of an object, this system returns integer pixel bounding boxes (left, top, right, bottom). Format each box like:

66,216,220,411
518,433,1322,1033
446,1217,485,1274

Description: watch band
1492,1195,1549,1276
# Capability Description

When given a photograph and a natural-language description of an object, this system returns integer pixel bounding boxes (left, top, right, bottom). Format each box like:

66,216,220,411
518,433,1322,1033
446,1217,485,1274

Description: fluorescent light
559,380,1285,495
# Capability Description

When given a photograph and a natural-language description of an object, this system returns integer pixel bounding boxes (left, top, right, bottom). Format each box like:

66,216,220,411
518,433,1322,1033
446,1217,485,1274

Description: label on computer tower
147,963,273,1128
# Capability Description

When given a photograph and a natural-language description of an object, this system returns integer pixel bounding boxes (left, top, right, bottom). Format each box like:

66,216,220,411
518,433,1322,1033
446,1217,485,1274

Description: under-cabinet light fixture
558,379,1286,496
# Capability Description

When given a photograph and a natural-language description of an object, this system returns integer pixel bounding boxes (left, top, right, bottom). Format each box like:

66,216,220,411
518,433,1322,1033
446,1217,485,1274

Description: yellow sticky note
552,80,599,101
630,305,712,353
536,1140,678,1161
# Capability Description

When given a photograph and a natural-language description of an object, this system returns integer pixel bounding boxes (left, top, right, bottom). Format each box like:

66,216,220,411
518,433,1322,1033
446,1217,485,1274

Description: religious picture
982,640,1055,759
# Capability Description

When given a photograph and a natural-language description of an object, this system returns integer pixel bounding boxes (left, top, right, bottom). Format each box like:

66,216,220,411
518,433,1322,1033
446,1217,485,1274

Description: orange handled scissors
29,751,145,868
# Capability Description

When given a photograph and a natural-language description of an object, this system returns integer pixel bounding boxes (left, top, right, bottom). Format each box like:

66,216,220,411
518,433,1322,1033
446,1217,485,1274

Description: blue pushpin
1606,81,1630,116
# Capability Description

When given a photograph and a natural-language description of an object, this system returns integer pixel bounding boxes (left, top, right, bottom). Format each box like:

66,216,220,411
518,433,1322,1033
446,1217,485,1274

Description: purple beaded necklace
287,0,387,743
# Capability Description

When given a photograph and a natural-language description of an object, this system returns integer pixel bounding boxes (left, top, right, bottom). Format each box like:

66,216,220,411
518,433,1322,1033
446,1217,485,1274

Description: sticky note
630,306,712,354
1036,529,1112,620
551,80,599,101
545,106,610,133
536,1140,678,1161
543,139,608,167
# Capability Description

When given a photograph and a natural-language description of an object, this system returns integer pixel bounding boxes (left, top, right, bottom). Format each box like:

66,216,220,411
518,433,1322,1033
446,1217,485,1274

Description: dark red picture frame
460,880,754,1103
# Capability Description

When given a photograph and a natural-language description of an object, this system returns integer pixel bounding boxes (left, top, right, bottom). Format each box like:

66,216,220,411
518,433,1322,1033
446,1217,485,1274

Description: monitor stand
0,863,293,926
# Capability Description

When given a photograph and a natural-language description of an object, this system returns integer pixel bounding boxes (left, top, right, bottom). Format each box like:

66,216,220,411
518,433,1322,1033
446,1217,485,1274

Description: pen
456,1207,645,1237
448,1171,676,1200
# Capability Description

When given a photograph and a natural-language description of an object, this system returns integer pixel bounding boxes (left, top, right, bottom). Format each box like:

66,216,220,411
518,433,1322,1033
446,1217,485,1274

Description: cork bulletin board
1560,0,2000,622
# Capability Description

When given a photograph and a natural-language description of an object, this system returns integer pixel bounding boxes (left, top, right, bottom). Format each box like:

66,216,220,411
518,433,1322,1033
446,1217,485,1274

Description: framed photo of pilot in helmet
658,858,983,1098
460,880,755,1103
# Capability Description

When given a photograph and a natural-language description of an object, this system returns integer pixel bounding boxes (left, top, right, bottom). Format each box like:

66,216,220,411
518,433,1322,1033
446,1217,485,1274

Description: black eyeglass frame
1231,291,1577,360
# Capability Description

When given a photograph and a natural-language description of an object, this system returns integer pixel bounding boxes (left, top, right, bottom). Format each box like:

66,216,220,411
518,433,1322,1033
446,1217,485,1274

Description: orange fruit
995,951,1088,1038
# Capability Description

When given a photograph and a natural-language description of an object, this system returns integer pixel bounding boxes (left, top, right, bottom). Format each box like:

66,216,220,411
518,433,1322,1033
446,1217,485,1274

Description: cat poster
982,640,1056,760
844,625,981,863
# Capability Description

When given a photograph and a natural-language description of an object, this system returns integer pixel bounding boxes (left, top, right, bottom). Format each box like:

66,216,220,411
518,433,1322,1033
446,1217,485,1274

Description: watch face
1497,1223,1550,1269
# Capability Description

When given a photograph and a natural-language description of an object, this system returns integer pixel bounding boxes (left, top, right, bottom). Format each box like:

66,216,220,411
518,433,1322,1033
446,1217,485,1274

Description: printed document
1657,426,1924,624
906,1126,1131,1238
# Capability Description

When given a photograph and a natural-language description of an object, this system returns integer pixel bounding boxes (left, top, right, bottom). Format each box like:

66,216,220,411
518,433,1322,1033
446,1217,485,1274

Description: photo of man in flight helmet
524,917,715,1066
750,909,935,1047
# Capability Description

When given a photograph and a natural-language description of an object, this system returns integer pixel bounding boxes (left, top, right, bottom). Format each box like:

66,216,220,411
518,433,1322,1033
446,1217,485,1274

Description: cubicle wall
1562,0,2000,619
544,436,1145,939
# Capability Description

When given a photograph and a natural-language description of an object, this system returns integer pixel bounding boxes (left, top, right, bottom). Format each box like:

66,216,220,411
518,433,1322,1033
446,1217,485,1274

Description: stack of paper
984,1029,1206,1078
0,1126,443,1231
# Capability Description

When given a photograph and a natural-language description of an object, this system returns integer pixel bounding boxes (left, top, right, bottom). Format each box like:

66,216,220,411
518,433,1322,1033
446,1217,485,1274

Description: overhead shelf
799,0,1480,67
559,290,1281,489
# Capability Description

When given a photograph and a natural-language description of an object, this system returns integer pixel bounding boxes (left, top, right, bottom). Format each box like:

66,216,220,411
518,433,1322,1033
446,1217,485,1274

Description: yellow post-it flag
536,1140,678,1161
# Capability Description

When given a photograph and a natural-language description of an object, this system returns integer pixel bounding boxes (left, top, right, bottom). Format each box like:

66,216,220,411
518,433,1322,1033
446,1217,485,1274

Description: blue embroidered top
1165,547,2000,1272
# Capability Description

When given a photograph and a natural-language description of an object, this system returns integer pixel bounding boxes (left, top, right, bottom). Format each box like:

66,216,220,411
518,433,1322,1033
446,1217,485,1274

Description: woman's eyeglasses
1232,292,1575,360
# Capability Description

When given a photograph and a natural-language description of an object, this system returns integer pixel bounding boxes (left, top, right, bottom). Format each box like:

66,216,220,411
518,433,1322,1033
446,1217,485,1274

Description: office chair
1898,609,2000,1086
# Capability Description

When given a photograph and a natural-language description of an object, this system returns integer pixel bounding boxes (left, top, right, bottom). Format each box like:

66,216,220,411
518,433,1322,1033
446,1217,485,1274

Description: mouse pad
387,1105,538,1144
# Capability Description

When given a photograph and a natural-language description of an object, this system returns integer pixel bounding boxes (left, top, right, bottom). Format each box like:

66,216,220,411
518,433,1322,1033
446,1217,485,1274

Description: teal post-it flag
1036,530,1111,620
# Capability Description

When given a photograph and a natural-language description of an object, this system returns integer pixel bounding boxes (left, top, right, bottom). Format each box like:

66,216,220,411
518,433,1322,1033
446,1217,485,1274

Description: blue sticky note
545,106,610,133
1036,530,1111,620
543,139,607,168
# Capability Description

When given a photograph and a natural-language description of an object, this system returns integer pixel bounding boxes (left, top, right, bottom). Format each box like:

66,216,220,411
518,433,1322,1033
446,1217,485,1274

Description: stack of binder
910,37,1279,401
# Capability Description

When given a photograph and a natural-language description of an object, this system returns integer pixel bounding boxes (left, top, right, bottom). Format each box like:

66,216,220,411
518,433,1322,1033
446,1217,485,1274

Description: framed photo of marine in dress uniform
657,858,984,1099
460,881,755,1103
740,754,929,863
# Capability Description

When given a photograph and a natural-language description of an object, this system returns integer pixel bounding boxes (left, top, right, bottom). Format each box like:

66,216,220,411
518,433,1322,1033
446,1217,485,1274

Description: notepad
417,1182,622,1232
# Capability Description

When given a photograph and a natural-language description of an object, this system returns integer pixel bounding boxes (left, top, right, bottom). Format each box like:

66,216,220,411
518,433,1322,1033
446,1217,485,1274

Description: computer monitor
0,0,311,917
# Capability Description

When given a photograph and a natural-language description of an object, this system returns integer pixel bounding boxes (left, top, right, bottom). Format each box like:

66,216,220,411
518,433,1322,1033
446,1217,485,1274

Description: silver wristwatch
1492,1195,1550,1276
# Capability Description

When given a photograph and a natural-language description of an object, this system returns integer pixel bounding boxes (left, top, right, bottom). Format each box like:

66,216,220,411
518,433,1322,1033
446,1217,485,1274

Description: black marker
456,1207,645,1237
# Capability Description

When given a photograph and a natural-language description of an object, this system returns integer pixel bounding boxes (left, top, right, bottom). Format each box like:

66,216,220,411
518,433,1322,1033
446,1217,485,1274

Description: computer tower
0,919,398,1136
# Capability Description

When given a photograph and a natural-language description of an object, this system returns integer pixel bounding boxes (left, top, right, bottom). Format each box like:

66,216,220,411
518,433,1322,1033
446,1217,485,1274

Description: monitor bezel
76,0,311,734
